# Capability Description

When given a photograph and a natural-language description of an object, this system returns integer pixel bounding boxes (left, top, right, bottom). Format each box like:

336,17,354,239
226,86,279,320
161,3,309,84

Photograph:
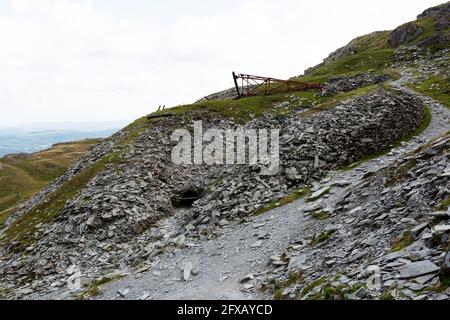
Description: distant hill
0,139,101,226
0,129,117,157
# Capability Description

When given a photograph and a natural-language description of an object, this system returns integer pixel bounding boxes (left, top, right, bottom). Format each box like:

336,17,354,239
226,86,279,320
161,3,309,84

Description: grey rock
240,274,254,284
389,22,423,47
409,222,429,239
181,261,194,282
397,261,440,279
432,225,450,235
308,186,331,202
288,254,308,271
118,288,129,297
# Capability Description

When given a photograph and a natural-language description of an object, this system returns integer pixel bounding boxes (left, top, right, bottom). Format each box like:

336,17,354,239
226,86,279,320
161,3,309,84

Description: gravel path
92,73,450,300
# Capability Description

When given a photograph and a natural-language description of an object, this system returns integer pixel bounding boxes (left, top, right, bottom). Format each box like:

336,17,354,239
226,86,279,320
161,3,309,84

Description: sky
0,0,445,128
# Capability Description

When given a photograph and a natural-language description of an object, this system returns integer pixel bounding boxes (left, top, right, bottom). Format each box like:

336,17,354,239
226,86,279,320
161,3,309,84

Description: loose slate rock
397,261,439,279
409,222,429,239
288,254,308,271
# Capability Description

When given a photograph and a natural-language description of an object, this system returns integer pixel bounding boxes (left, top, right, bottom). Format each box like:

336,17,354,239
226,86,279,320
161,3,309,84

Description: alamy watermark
171,121,280,176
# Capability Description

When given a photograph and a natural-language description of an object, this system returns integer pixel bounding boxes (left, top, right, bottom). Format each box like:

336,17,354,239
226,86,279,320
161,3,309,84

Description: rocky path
85,74,450,300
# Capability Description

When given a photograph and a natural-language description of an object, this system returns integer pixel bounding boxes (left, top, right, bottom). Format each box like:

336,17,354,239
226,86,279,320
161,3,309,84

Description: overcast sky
0,0,445,128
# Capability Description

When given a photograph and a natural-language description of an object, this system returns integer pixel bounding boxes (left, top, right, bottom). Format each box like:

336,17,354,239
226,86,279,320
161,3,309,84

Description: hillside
0,140,101,228
0,2,449,300
0,128,118,157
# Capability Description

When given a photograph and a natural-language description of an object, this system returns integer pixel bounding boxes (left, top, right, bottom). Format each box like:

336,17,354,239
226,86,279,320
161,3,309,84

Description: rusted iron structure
232,72,321,99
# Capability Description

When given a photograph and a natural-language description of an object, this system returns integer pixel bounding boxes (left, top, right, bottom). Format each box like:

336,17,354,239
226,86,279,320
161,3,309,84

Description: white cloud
0,0,444,127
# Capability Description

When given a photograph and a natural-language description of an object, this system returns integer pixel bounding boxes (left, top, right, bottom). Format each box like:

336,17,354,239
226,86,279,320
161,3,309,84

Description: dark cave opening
171,189,202,208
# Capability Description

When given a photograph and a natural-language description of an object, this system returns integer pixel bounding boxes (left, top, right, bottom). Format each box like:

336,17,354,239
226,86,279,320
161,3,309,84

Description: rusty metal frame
232,72,321,99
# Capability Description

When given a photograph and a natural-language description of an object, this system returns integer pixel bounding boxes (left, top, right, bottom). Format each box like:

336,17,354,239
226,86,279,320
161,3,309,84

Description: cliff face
0,3,449,300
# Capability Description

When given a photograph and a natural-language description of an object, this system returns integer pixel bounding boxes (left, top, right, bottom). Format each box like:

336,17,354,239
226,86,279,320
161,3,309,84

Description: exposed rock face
321,73,391,96
324,43,359,63
304,43,357,75
388,22,423,47
417,2,450,20
417,2,450,47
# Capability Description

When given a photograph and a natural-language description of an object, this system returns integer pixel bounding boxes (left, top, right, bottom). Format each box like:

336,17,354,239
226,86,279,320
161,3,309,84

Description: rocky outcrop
417,2,450,20
388,22,423,47
417,2,450,48
197,87,238,102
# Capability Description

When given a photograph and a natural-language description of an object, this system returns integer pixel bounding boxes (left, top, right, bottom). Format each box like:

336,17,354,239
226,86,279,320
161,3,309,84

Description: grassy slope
409,75,450,108
1,152,122,245
405,16,449,109
297,16,440,83
0,139,101,227
297,31,395,83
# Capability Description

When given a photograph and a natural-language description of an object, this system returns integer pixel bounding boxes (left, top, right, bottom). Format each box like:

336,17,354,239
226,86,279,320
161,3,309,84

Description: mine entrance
172,189,202,208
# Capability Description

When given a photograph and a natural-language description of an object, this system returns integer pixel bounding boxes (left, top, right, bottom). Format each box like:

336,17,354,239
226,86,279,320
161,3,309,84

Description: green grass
255,187,311,215
309,230,336,246
306,187,332,203
301,277,327,297
297,17,438,84
150,93,299,123
0,287,9,299
414,17,437,43
435,196,450,212
437,276,450,292
316,285,347,300
302,281,365,300
299,48,395,84
409,76,450,109
391,232,414,252
149,82,383,124
76,275,124,300
384,159,418,187
0,139,100,226
0,152,122,246
272,270,304,300
311,210,329,221
273,288,284,300
380,291,394,300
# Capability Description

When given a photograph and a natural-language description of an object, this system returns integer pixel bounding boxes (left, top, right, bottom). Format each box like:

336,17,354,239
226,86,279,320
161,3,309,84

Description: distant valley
0,122,124,157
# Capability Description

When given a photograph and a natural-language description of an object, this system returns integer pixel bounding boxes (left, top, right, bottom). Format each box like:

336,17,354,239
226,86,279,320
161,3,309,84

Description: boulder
397,261,440,279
